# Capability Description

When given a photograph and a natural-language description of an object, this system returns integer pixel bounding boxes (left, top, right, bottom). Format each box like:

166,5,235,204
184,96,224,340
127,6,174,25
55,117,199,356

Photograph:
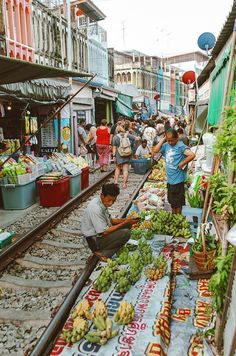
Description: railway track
0,170,149,355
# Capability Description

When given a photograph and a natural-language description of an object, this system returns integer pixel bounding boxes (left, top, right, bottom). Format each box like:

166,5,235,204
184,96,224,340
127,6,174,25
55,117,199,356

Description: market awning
115,93,133,118
0,79,71,104
0,55,91,85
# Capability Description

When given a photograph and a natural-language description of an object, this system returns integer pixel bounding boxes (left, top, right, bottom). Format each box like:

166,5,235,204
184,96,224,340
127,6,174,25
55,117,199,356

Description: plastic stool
182,206,203,234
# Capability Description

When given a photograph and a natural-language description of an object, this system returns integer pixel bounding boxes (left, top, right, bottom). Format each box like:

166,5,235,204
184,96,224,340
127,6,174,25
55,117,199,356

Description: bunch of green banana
92,300,108,319
143,229,154,240
116,246,129,264
94,273,111,292
85,316,119,345
152,210,192,238
71,299,92,320
115,276,131,294
114,301,135,325
101,266,114,279
112,268,129,282
62,317,88,344
107,258,118,271
129,251,143,284
138,239,153,265
129,269,142,284
130,228,143,240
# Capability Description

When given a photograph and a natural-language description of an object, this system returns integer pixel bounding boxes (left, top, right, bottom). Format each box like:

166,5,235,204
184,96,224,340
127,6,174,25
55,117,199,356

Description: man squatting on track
153,128,195,214
81,183,138,261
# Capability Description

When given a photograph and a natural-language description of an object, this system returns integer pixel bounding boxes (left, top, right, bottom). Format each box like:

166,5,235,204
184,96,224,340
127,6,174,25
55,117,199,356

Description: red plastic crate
37,177,70,207
81,167,89,190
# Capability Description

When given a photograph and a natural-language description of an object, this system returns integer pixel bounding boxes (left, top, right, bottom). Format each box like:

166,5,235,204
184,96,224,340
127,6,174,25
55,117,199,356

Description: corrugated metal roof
197,0,236,87
211,1,236,57
76,0,106,22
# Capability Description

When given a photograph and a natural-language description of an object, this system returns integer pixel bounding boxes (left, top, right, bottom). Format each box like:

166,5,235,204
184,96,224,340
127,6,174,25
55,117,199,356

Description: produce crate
37,176,70,207
131,158,152,175
182,206,203,234
0,181,36,210
70,172,81,198
81,167,89,190
0,231,14,249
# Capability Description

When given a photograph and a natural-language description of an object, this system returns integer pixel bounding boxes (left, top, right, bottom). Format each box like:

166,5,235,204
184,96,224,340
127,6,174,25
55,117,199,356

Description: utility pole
66,0,72,70
122,20,126,49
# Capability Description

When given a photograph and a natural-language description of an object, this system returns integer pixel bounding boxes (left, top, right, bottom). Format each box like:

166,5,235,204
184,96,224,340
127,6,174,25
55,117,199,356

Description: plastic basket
37,177,70,207
0,181,36,210
81,167,89,190
70,172,81,198
131,158,152,175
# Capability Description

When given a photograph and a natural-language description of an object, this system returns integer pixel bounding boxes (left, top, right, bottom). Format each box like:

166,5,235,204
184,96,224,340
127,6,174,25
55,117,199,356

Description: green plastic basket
70,172,81,198
0,181,36,210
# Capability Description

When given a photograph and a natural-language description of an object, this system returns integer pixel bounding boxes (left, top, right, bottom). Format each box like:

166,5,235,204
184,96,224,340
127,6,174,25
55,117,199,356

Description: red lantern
154,93,160,101
76,8,84,17
182,71,196,85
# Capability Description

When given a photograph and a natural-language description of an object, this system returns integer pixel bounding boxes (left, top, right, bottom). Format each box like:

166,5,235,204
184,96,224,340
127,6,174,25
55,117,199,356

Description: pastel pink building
4,0,34,61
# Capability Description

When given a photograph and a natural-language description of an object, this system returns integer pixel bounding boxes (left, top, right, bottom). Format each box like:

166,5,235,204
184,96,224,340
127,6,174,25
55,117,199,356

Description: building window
122,72,127,83
127,72,131,83
116,73,121,83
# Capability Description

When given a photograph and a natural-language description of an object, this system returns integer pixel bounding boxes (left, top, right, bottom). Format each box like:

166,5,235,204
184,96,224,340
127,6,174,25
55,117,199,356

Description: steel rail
31,170,151,356
0,169,114,272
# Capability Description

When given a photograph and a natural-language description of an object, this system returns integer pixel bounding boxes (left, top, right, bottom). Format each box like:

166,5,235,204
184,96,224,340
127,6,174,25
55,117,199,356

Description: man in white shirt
81,183,138,261
135,139,151,158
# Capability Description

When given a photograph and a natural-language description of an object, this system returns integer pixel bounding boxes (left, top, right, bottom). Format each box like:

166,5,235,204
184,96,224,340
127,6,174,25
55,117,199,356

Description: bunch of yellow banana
92,300,108,320
71,299,92,320
62,317,88,344
85,316,118,345
114,301,135,325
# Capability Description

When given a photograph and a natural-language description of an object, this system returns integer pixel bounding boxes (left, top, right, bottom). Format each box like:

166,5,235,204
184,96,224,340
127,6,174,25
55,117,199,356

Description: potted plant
192,224,217,271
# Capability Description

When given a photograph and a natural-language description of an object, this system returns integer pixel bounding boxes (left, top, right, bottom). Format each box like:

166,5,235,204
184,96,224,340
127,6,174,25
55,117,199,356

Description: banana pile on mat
85,316,118,345
114,301,135,325
61,299,135,345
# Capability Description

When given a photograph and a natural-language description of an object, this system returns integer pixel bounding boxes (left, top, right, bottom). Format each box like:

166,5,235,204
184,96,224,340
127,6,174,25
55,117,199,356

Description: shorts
167,182,185,208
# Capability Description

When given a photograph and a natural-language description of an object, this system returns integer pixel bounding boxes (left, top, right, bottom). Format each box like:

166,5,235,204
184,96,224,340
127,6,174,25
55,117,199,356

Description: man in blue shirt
153,128,195,214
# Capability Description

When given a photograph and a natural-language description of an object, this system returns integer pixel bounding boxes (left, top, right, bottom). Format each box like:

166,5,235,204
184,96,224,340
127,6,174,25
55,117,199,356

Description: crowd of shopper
80,115,195,260
78,114,191,187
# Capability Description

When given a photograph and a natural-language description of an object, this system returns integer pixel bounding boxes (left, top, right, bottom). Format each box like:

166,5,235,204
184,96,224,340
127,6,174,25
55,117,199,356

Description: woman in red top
96,119,111,172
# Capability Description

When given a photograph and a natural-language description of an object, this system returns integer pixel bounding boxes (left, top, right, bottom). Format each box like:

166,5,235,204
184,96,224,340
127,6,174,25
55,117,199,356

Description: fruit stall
49,109,236,356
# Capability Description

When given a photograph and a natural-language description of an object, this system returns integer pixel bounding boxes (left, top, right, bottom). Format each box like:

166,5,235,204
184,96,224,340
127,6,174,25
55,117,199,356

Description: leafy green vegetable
193,234,217,252
214,106,236,172
209,173,236,225
186,190,203,208
208,247,234,314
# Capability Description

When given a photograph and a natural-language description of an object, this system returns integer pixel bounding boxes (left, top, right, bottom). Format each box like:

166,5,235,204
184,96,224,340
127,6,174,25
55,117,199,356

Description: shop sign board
61,118,72,153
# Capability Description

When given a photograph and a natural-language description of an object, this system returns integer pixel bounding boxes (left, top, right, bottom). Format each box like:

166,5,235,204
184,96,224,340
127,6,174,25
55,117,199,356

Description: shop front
93,87,118,125
0,79,71,156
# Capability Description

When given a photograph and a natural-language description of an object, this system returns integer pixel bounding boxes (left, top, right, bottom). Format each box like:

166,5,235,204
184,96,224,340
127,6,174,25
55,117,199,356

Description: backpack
117,133,132,157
